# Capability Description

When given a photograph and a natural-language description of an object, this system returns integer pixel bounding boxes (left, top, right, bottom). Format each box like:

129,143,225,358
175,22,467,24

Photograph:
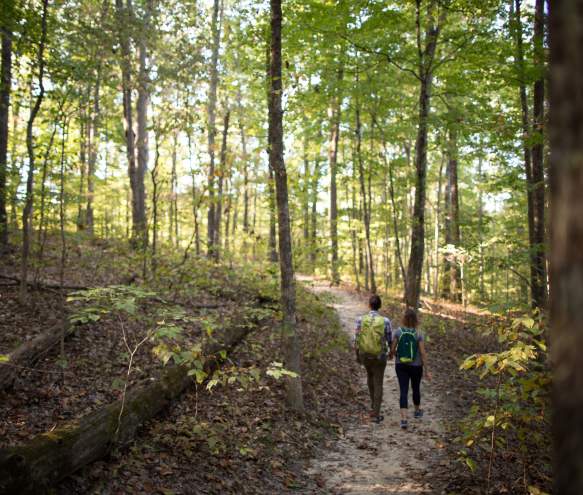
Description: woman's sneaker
400,419,408,429
414,409,424,419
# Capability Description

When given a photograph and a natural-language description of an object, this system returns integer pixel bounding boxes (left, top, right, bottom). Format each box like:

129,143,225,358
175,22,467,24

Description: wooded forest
0,0,580,493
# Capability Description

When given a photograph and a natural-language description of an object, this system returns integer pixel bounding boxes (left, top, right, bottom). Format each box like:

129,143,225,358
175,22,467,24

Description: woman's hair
402,308,418,328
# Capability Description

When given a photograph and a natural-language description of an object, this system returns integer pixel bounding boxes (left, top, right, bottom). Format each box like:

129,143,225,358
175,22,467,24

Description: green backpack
357,315,386,356
396,327,418,363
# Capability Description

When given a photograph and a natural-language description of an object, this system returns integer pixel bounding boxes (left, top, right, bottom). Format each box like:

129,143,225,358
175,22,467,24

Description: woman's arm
418,340,432,380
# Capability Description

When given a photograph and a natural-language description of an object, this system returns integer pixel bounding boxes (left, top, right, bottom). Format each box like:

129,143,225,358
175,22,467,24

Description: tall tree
355,102,376,293
405,0,447,308
206,0,223,258
328,67,343,286
115,0,140,247
531,0,547,308
268,0,304,413
0,20,12,252
442,116,461,302
549,1,583,493
132,0,153,248
511,0,547,309
20,0,49,302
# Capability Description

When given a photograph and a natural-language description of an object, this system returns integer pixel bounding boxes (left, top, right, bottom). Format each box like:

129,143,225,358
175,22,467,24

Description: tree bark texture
268,0,304,413
549,2,583,493
0,26,11,251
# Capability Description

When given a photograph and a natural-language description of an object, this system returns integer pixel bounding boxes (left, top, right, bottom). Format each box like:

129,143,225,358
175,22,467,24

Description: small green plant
458,312,550,494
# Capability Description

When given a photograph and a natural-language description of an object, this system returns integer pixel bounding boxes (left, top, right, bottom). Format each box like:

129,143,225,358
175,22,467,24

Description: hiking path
299,276,447,495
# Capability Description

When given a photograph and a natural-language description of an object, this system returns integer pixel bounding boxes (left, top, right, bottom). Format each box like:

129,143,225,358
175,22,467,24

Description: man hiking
354,294,392,423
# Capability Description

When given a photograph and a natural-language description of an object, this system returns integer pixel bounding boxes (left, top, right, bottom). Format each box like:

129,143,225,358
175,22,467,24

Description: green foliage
458,312,550,488
67,286,157,325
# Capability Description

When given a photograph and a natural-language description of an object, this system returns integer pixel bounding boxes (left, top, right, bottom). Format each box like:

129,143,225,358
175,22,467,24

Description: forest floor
0,239,550,494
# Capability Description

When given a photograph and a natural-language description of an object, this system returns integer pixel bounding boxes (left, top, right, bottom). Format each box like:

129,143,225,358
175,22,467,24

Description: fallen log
0,322,75,391
0,274,88,291
0,317,262,495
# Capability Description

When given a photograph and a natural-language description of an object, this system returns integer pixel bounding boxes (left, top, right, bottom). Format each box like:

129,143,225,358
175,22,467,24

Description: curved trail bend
300,277,447,495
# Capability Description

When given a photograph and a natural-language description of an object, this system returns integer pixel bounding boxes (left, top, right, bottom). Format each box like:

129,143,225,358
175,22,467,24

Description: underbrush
1,236,361,493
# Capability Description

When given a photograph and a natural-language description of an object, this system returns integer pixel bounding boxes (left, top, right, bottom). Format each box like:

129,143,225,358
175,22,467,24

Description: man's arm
353,317,362,347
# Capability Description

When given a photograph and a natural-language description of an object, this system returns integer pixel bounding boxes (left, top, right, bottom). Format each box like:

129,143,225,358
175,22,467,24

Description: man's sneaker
414,409,424,419
400,419,408,429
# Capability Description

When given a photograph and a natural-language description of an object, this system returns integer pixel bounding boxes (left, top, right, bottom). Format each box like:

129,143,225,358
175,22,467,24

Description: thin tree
530,0,547,308
206,0,223,258
328,66,343,285
20,0,49,302
268,0,304,413
549,1,583,493
0,18,12,252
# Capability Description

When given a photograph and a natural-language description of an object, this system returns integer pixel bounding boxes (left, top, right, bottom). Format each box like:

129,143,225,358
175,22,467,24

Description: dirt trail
300,277,446,494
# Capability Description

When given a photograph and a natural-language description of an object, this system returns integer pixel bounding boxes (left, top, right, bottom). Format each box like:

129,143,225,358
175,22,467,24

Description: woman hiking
390,308,432,429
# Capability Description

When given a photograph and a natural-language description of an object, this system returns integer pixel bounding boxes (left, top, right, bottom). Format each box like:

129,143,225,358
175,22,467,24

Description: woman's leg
395,363,410,420
411,366,423,410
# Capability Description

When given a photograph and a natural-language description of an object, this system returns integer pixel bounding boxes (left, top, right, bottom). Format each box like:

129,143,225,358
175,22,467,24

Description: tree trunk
309,156,320,271
511,0,544,309
405,2,445,308
328,68,343,285
268,0,304,413
19,0,49,303
86,65,101,235
350,158,360,290
433,152,445,297
206,0,222,258
151,127,161,272
355,104,376,293
443,123,462,302
549,2,583,492
0,321,77,391
531,0,547,308
302,128,310,245
268,165,278,262
116,0,137,245
76,103,87,231
0,318,260,494
134,0,151,249
214,107,230,255
0,25,11,251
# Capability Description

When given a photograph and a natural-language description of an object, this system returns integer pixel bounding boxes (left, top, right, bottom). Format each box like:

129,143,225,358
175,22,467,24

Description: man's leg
364,358,375,410
372,358,387,417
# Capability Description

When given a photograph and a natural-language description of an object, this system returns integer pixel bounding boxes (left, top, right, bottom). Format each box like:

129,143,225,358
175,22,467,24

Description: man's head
369,294,382,311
